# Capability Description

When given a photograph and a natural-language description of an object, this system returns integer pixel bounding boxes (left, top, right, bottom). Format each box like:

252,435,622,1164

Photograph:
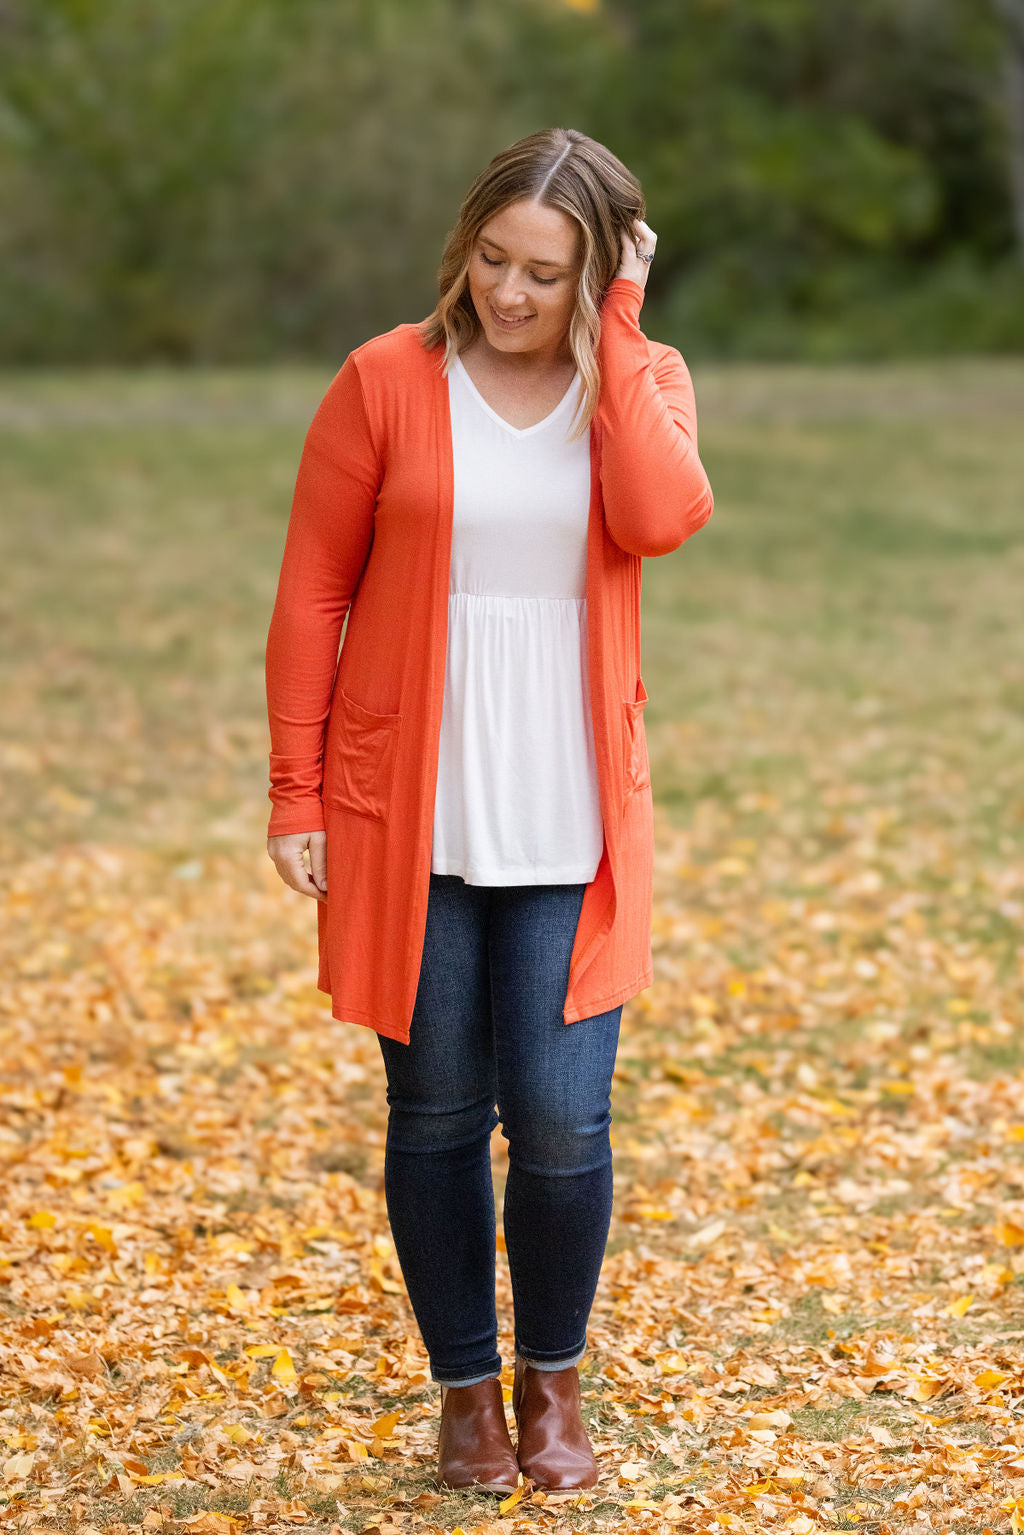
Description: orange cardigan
265,276,713,1045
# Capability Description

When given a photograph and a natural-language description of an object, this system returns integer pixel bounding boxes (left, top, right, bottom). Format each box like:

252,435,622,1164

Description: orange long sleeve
596,277,714,558
264,354,381,838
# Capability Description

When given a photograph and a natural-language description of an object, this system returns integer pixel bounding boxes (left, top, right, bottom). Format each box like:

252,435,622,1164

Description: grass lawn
1,359,1023,1531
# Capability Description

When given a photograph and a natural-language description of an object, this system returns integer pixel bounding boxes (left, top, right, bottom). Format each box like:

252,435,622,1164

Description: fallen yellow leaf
225,1284,250,1312
83,1223,116,1254
271,1348,297,1383
905,1375,946,1401
222,1423,256,1444
748,1410,792,1431
499,1479,527,1513
368,1258,403,1294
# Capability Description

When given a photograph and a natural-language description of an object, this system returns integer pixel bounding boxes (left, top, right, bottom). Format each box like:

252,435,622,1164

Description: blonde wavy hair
418,128,646,443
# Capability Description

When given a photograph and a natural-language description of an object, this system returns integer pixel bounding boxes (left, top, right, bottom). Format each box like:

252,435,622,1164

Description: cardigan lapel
565,419,617,999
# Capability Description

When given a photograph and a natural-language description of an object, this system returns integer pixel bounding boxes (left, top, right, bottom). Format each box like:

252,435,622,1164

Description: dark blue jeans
376,872,623,1388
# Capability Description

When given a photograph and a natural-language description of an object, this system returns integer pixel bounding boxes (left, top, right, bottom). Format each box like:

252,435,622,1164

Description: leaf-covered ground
1,362,1023,1533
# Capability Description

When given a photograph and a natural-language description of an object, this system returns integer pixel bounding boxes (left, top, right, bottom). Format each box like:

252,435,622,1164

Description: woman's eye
479,252,557,285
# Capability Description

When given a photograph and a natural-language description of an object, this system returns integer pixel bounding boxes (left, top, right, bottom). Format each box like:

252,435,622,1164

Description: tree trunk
994,0,1024,253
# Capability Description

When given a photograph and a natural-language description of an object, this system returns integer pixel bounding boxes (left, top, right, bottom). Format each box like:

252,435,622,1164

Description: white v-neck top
429,352,604,885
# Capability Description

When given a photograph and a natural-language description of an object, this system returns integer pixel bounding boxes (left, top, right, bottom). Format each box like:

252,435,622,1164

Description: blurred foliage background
1,0,1023,365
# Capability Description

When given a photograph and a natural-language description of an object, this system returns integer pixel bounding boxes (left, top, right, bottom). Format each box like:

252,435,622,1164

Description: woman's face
466,198,582,363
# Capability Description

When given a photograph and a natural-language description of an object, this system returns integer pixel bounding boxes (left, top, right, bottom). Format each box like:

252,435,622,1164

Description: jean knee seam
386,1125,498,1157
386,1095,498,1117
506,1153,613,1178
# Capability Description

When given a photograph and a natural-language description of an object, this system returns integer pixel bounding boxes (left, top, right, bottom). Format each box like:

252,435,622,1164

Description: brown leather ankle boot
437,1375,520,1494
512,1356,600,1490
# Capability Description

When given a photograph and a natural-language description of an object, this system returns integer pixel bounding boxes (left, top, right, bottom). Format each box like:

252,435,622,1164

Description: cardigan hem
561,966,653,1024
318,991,417,1045
317,964,654,1043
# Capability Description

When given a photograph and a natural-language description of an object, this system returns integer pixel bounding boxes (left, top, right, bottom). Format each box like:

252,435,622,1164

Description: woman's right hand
267,830,328,902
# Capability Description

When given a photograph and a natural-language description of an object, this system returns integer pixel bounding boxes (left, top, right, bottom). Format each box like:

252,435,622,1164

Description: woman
264,127,713,1495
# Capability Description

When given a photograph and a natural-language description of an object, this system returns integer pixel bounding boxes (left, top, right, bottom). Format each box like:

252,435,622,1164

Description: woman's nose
493,273,527,306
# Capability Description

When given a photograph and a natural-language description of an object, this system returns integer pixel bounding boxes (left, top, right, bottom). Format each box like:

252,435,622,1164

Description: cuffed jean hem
515,1343,587,1371
432,1367,502,1388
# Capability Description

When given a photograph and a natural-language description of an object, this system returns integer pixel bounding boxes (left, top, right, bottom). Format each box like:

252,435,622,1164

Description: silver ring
637,250,655,265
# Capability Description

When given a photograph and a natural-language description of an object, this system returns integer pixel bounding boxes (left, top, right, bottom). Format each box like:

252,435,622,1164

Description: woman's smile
488,303,533,330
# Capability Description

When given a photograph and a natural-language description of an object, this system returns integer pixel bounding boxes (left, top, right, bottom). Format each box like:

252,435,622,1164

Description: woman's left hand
615,218,657,289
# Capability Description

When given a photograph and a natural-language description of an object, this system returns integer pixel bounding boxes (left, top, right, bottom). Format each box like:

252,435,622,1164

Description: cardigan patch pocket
623,675,651,795
329,686,402,823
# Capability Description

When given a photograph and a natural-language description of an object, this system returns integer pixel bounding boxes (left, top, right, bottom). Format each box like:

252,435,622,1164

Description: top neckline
450,354,580,439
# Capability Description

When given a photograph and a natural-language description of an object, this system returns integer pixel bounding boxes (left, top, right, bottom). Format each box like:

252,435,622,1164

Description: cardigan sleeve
265,352,381,838
596,276,714,558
